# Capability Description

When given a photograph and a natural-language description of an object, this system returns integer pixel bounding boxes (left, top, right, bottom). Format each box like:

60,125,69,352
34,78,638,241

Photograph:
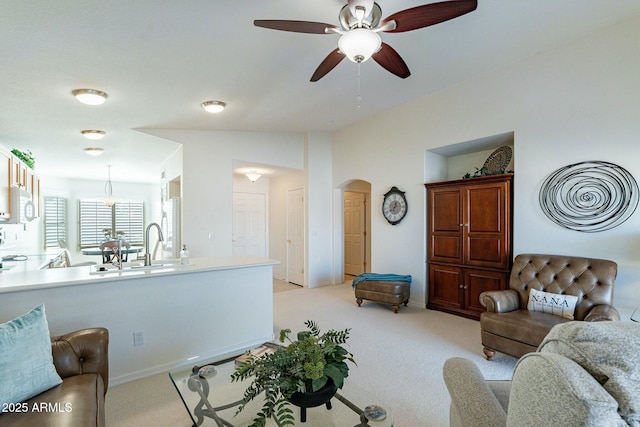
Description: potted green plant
231,320,355,427
11,148,35,169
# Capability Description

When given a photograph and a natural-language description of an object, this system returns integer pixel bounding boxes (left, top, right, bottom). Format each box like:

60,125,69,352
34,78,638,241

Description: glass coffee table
169,350,393,427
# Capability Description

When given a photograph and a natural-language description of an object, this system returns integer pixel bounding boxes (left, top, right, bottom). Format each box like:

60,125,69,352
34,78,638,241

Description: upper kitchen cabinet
0,149,11,219
29,172,40,218
11,154,28,188
0,147,41,222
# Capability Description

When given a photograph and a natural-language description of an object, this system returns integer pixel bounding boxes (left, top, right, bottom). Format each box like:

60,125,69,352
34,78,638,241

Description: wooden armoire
425,174,513,320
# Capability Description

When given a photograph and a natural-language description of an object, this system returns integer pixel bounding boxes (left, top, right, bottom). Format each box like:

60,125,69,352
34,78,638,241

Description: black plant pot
288,379,338,422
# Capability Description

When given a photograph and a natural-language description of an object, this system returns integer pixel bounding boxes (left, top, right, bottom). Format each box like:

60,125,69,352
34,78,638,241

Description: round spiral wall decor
539,160,639,232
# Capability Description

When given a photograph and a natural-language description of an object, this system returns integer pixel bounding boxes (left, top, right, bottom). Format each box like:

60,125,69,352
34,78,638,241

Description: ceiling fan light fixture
338,28,381,63
201,100,226,113
72,89,107,105
84,147,104,156
81,130,106,140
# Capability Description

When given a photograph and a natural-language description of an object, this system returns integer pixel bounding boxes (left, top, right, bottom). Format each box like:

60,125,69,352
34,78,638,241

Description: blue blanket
352,273,412,288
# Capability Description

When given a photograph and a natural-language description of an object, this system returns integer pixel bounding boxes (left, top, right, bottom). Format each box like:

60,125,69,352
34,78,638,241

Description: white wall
144,129,337,288
333,16,640,310
143,129,305,258
306,132,334,287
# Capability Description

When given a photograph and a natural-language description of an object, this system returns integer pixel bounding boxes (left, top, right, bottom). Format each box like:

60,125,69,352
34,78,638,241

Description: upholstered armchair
444,321,640,427
479,254,619,360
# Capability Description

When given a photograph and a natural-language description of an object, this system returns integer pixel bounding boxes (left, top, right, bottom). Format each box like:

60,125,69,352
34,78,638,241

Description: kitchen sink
89,260,190,274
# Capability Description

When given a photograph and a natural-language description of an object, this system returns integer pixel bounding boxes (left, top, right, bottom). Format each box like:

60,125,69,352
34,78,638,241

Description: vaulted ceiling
3,1,640,182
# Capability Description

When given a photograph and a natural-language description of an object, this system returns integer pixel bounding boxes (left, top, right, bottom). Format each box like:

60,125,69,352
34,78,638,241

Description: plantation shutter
79,200,113,247
43,196,67,248
114,201,144,244
78,199,144,248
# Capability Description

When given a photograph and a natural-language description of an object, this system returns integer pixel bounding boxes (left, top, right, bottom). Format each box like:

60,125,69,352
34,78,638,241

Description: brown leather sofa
479,254,619,360
0,327,109,427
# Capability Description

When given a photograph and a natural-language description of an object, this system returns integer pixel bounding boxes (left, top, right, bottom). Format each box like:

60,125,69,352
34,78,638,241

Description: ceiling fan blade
254,20,339,34
382,0,477,33
310,48,346,82
372,43,411,79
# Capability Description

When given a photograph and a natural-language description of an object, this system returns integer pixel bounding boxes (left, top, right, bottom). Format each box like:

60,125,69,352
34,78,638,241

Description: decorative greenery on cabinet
11,148,35,169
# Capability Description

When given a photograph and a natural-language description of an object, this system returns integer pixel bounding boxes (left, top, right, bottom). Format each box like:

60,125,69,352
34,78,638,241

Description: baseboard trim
108,334,275,387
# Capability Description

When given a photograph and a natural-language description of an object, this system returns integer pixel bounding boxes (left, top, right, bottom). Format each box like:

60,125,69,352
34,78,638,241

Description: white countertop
0,255,280,294
0,252,62,273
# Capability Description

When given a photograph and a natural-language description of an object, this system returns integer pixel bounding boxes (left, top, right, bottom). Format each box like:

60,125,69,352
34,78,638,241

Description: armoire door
463,180,511,270
428,263,463,310
428,188,463,264
463,268,507,314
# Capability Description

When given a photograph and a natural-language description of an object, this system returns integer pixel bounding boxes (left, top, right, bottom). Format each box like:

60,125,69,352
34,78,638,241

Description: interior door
344,191,366,276
232,193,266,256
287,188,305,285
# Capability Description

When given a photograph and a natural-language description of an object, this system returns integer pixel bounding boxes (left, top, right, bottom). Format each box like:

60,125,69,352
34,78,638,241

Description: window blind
79,199,144,247
43,196,67,248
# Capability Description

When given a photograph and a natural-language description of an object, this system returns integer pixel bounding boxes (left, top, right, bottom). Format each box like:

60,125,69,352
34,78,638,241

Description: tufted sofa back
509,254,617,320
51,327,110,393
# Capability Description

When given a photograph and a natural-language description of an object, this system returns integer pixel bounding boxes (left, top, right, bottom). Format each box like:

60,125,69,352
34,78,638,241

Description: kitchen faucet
144,222,164,266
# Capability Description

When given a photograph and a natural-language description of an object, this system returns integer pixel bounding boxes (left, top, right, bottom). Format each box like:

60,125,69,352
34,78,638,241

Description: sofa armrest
479,289,520,313
583,304,621,322
51,327,109,394
443,357,507,427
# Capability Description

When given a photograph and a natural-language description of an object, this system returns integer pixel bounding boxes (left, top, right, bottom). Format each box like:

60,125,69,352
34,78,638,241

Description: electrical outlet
133,331,144,346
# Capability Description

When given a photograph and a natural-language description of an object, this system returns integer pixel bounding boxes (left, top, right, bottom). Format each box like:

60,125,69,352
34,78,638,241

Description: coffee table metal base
183,372,378,427
169,353,393,427
185,373,244,427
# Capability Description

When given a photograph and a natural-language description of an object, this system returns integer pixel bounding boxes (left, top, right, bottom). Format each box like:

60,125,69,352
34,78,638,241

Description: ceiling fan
254,0,477,82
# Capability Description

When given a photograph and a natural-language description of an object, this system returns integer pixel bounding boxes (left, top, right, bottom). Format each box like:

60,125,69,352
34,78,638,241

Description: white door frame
286,188,305,286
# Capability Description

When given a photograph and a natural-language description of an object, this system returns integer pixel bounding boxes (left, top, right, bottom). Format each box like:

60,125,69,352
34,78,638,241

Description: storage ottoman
355,280,410,313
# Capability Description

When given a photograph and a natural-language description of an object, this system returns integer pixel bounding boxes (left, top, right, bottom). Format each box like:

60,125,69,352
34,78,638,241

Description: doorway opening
342,180,371,283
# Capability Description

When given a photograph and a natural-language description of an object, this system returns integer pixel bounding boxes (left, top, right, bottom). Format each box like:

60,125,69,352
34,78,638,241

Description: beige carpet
273,279,302,293
105,283,517,426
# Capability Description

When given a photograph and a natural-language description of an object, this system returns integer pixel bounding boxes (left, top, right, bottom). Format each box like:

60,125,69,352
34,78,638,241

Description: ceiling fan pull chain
356,62,362,111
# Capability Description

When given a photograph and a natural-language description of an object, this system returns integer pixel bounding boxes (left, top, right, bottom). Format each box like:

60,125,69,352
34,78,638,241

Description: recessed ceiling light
201,100,226,113
84,147,104,156
72,89,107,105
81,130,106,140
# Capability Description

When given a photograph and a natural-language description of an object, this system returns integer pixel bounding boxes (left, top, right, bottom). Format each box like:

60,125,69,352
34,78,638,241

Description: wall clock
382,186,408,225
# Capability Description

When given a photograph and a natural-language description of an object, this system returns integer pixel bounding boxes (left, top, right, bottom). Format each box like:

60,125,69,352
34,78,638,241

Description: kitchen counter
0,251,61,274
0,255,279,385
0,255,278,294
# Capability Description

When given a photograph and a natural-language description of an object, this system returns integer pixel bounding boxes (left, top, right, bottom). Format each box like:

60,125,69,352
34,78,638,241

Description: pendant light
101,165,117,207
